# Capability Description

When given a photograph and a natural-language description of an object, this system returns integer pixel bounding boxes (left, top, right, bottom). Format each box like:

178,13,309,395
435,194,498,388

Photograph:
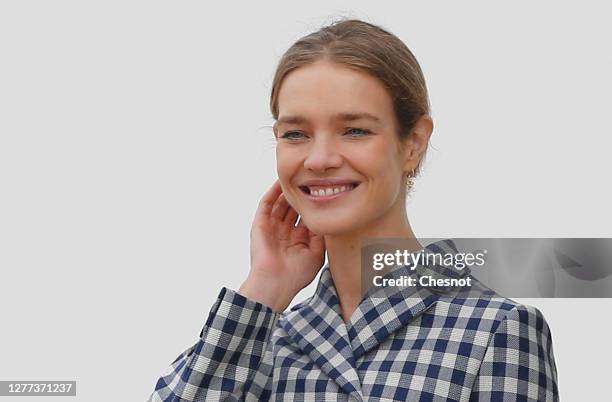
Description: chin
302,216,360,236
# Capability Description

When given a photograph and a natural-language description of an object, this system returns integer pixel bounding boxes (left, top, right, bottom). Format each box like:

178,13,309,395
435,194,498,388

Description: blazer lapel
281,239,470,398
348,238,469,360
347,279,438,360
281,266,364,401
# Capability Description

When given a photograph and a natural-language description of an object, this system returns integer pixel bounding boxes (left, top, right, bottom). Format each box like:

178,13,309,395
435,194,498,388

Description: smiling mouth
299,183,360,198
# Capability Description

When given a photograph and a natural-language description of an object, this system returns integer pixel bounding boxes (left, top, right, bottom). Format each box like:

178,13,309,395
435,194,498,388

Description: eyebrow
276,112,382,126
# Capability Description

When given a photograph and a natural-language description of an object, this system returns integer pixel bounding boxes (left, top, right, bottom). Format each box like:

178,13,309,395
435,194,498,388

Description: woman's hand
239,180,326,312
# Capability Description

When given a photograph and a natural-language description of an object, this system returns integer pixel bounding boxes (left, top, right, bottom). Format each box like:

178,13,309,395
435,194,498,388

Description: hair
269,18,431,184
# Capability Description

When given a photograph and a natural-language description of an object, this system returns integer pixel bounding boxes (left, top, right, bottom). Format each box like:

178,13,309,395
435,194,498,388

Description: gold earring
406,169,416,189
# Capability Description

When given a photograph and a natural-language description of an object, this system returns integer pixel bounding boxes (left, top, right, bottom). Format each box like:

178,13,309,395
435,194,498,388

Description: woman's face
274,60,412,236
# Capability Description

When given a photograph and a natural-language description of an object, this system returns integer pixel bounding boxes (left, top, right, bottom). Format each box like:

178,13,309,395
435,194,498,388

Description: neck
325,202,421,323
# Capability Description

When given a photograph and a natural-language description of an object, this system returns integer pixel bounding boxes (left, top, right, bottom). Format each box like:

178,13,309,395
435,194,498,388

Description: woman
149,19,558,401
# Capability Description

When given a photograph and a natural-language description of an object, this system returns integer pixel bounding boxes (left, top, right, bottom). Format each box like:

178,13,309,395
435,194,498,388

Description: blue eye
280,128,371,140
281,131,306,140
345,128,371,137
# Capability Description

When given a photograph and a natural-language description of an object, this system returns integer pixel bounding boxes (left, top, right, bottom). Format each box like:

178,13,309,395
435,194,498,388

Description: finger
291,218,310,243
257,180,282,218
270,193,290,220
295,217,314,237
276,200,297,240
296,217,306,228
284,207,299,227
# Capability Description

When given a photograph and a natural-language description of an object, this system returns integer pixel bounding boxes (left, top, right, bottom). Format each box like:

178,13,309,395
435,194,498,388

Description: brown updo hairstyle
269,18,431,190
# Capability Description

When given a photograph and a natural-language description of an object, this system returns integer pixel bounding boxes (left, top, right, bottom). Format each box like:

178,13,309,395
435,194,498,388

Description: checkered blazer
148,239,559,401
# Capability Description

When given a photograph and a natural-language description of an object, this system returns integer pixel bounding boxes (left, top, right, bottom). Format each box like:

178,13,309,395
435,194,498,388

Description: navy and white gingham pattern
148,239,559,401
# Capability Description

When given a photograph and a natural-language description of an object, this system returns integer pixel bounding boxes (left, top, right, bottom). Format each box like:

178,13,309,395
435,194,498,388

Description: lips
299,178,360,187
300,183,358,197
296,178,361,202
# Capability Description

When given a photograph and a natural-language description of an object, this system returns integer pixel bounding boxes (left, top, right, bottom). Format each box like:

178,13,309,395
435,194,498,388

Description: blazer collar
280,266,364,400
280,238,468,401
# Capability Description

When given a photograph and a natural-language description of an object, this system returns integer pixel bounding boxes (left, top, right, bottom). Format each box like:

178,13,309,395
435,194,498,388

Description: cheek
357,146,403,196
354,142,401,180
275,148,295,181
275,148,303,206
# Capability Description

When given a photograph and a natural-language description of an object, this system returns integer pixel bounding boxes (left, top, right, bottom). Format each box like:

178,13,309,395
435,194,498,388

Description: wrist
238,275,295,313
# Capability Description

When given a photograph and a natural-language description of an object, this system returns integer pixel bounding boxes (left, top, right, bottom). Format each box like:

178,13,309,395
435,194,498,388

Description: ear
401,114,434,172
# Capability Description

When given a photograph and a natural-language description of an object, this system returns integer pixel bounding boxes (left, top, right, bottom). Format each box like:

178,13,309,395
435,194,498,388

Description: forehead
276,61,395,124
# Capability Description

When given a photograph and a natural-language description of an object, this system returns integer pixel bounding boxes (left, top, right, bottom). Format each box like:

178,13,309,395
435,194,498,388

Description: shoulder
457,298,559,400
431,295,554,340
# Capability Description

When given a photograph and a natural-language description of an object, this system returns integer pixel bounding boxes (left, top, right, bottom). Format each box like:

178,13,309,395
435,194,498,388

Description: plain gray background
1,1,610,401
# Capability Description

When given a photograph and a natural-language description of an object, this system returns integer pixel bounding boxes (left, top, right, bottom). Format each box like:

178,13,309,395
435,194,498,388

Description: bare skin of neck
325,198,423,323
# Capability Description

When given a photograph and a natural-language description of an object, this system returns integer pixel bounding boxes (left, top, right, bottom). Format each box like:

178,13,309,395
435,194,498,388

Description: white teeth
308,184,356,197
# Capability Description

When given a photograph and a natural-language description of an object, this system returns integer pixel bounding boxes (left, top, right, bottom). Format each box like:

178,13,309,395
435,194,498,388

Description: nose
303,134,343,173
